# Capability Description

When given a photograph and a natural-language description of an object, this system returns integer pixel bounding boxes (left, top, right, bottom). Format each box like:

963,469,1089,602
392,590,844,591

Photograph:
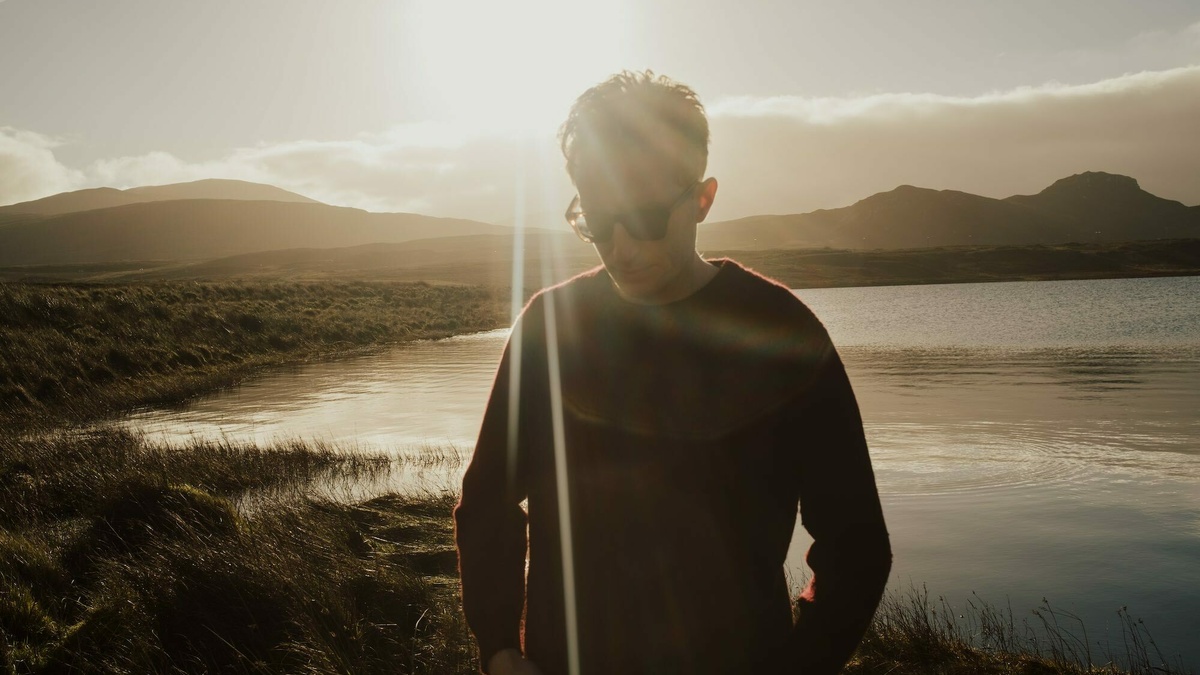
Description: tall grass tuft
0,428,390,527
847,585,1191,674
0,431,474,674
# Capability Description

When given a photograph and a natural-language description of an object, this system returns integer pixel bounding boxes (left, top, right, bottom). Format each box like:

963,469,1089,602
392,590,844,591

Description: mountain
1004,172,1195,239
0,199,518,266
0,179,320,217
699,172,1199,251
1,172,1194,268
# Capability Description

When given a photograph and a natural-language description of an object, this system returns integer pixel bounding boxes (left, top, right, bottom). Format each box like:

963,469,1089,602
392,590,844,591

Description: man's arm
455,330,533,673
788,346,892,674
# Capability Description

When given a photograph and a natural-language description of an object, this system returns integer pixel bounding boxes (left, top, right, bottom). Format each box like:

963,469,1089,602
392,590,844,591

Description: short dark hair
559,70,710,185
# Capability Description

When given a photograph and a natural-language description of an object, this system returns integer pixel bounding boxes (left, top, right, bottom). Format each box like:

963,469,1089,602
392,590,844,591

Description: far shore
724,238,1200,290
1,238,1197,290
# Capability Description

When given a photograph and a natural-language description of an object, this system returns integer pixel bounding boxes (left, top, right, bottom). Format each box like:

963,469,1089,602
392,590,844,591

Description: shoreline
718,239,1200,291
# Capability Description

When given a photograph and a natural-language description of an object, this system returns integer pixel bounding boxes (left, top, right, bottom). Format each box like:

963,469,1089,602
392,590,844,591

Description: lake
123,275,1200,669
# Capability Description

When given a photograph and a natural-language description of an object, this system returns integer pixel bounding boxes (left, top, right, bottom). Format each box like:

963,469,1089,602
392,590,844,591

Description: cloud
0,127,85,205
3,122,570,224
2,65,1198,223
703,65,1200,220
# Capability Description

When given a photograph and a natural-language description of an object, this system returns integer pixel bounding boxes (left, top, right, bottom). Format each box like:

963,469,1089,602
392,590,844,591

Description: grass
0,430,474,674
845,586,1190,675
0,434,1191,674
0,427,390,528
0,280,507,430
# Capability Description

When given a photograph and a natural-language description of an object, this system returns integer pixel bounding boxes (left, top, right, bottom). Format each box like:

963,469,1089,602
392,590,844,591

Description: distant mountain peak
0,179,322,217
701,170,1198,251
1039,171,1141,195
854,183,937,205
1006,171,1193,218
883,184,930,194
121,179,322,204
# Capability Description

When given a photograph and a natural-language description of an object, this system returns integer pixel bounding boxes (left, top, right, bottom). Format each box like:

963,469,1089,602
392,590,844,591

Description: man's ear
696,177,718,223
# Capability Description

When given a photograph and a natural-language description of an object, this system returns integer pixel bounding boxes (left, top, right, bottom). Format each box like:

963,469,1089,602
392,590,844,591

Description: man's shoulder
542,264,611,302
512,265,609,328
712,257,798,301
709,258,828,335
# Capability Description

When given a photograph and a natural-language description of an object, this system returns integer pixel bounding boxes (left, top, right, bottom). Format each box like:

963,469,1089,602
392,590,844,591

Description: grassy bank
0,281,507,429
1,432,1189,674
0,429,472,674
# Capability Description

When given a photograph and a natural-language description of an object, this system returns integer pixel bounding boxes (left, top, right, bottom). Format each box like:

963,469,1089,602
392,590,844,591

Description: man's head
560,70,719,304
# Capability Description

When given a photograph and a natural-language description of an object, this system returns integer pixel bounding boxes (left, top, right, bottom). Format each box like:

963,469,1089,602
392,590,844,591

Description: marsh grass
845,586,1191,674
0,430,474,674
0,491,474,674
0,428,389,527
0,280,506,430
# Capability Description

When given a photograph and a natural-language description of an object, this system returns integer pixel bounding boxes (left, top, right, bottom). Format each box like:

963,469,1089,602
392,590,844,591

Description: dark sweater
455,259,892,674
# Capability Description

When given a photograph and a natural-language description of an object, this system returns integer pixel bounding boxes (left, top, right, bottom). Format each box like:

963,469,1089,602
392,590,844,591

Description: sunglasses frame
565,182,699,244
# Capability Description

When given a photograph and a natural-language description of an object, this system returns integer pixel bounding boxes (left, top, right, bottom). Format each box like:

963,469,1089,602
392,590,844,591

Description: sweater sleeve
454,323,533,672
787,345,892,674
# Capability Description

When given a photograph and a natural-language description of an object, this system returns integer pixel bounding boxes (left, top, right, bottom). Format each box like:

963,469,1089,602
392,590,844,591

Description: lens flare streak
507,156,527,491
542,286,581,675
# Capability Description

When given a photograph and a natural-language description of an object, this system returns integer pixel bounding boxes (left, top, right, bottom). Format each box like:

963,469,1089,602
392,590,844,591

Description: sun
400,0,634,137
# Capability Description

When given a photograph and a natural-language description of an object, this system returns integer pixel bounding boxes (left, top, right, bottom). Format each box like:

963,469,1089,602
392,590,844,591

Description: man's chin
611,276,665,304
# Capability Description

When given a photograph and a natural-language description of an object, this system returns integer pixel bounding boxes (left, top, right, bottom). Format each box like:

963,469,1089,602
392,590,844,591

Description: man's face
573,148,715,304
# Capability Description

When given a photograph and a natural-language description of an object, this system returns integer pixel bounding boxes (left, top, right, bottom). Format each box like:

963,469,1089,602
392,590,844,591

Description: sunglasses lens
566,186,693,244
580,209,669,243
590,221,613,243
626,208,670,240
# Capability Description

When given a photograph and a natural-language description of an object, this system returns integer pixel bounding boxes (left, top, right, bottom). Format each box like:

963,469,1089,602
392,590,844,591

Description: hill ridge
1,172,1196,266
0,198,518,266
0,178,322,217
700,171,1197,251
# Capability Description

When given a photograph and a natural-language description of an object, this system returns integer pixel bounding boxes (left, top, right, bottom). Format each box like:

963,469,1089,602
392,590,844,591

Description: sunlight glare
401,0,631,137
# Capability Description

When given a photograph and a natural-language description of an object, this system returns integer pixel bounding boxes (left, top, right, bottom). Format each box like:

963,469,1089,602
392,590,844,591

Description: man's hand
487,648,543,675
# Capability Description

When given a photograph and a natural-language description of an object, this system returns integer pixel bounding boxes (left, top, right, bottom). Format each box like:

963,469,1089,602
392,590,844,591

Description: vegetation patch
0,431,474,674
0,428,388,528
0,280,507,430
845,587,1188,675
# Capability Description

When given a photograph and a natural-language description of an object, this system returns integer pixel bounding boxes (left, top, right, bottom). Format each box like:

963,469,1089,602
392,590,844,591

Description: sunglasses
564,183,699,244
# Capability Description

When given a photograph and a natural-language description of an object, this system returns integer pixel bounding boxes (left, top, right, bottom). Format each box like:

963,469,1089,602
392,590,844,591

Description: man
455,71,891,675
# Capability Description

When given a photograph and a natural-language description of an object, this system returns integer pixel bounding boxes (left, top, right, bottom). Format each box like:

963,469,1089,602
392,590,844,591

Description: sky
1,0,1199,224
